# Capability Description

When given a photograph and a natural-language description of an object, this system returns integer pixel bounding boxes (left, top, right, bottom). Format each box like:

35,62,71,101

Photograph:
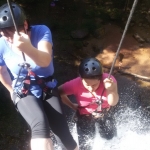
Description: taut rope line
108,0,138,78
7,0,31,88
7,0,26,62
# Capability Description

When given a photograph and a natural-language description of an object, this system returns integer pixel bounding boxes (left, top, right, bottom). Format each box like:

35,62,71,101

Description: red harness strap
19,70,52,98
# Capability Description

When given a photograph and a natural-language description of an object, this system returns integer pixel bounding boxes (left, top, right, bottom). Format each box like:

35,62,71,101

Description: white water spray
92,107,150,150
54,107,150,150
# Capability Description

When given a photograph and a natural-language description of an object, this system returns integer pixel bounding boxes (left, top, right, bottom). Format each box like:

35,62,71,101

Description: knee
102,131,116,140
99,117,117,140
30,114,50,139
31,138,54,150
99,124,117,140
58,134,77,150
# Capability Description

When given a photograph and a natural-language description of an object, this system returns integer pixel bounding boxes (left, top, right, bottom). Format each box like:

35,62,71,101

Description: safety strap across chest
78,88,105,112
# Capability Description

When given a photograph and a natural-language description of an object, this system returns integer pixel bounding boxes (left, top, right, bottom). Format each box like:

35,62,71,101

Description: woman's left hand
12,32,32,52
103,78,116,92
104,78,119,106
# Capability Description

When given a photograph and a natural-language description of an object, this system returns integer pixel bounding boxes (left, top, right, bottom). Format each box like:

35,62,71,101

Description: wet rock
128,95,142,110
71,29,89,39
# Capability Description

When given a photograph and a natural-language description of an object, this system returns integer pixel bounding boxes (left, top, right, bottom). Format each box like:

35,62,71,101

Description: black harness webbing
78,88,104,108
16,69,54,100
22,71,53,94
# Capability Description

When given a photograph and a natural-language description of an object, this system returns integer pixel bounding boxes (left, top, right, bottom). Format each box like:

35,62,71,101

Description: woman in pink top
58,58,119,150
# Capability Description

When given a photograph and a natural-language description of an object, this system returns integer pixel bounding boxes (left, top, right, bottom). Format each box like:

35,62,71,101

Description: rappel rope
99,0,138,105
70,0,138,123
7,0,26,62
108,0,138,78
7,0,30,90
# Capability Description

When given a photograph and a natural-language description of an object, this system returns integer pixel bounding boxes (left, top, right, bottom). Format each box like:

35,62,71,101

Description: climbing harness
7,0,55,102
16,68,55,99
71,0,139,122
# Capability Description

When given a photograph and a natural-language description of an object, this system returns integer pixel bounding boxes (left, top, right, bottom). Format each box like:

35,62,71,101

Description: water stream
54,107,150,150
92,107,150,150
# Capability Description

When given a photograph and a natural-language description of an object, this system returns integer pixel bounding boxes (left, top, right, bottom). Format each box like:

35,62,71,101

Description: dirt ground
95,23,150,87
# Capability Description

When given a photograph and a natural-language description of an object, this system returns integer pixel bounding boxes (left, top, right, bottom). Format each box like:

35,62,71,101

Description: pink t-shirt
62,73,117,115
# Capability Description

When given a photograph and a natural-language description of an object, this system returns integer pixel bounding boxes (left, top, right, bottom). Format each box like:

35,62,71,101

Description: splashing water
53,107,150,150
91,108,150,150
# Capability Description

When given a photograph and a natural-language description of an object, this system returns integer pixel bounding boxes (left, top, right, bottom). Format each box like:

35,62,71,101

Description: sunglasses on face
1,29,15,38
0,26,24,38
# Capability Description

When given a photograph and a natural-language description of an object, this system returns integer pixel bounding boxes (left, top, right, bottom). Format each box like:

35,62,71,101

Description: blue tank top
0,25,57,98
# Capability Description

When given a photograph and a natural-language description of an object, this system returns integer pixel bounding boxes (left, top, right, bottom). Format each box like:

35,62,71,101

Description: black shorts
76,111,117,150
15,89,77,150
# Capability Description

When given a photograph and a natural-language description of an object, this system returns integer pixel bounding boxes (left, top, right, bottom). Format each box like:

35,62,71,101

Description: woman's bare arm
58,85,78,111
0,66,13,95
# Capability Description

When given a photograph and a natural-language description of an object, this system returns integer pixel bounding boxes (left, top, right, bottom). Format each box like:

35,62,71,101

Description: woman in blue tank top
0,2,78,150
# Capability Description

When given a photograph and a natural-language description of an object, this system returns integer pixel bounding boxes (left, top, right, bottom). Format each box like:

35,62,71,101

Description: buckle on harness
96,100,102,105
92,112,104,119
16,91,26,99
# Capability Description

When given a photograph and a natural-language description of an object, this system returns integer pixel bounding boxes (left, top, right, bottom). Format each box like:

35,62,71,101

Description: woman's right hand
71,103,78,111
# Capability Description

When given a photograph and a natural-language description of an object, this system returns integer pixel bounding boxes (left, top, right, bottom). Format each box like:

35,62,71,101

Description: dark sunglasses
0,26,24,37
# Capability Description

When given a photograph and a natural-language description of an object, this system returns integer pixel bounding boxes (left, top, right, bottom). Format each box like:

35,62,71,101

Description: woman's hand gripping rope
12,32,32,53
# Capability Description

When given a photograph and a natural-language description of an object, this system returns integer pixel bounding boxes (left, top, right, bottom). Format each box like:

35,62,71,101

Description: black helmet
79,58,103,79
0,3,26,29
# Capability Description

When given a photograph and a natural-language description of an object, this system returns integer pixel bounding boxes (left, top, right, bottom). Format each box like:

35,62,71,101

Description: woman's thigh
43,95,77,150
97,115,117,140
76,114,95,150
17,95,50,139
